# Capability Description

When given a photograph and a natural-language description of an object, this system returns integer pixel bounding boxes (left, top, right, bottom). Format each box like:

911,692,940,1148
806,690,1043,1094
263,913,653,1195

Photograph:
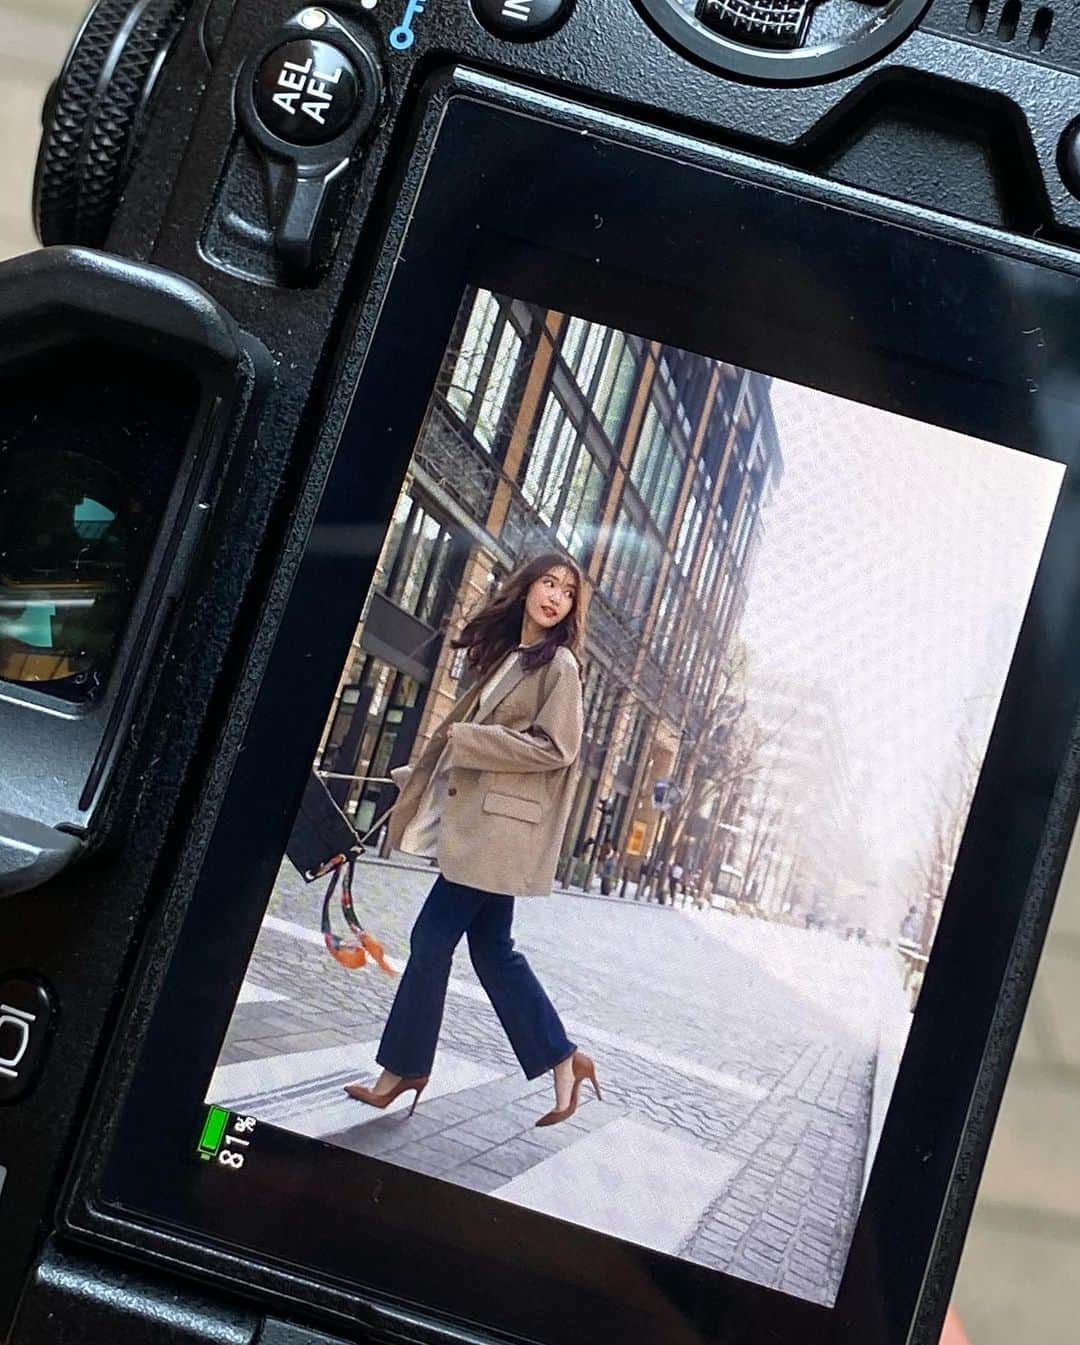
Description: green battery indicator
198,1105,230,1160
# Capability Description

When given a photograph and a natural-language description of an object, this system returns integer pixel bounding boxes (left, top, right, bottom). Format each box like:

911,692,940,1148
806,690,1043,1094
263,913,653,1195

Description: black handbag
286,771,398,973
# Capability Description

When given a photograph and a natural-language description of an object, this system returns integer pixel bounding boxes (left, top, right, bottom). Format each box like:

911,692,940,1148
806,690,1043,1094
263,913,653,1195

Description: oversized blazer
385,646,584,897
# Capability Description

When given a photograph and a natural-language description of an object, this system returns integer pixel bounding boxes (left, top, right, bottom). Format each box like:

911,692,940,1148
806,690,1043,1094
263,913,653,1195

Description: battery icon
197,1105,230,1160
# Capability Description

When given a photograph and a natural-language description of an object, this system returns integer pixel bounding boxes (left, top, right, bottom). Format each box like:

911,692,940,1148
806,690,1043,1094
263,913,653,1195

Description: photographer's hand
941,1307,969,1345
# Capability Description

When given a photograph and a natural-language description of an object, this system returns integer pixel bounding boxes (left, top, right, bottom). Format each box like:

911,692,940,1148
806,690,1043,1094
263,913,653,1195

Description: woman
344,553,600,1127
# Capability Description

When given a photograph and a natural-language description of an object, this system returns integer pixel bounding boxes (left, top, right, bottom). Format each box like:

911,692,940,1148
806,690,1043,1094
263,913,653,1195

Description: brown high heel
535,1050,602,1127
343,1074,429,1116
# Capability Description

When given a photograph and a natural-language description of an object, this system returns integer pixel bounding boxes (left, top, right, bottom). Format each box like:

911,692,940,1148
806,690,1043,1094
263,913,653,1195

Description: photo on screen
205,287,1063,1306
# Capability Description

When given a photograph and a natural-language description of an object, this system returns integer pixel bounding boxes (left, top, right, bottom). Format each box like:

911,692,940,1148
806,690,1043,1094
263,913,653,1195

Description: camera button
0,976,54,1104
472,0,572,39
254,38,360,146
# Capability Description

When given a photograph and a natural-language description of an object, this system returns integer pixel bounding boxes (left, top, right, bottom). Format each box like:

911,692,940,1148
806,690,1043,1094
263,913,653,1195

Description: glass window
746,429,770,505
696,526,716,603
594,334,624,418
520,385,608,564
416,527,455,627
734,496,756,565
475,320,523,450
675,482,705,575
537,419,576,525
661,345,712,430
575,324,607,393
715,564,735,631
602,501,658,622
601,341,638,443
446,291,498,417
561,316,588,368
396,514,440,612
524,395,561,501
442,289,524,454
719,459,743,531
381,496,463,625
377,492,414,593
556,450,604,563
650,574,683,667
629,396,685,534
630,404,657,492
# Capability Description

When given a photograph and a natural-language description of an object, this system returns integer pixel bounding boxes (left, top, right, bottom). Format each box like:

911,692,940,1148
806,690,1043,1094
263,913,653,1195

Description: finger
940,1306,969,1345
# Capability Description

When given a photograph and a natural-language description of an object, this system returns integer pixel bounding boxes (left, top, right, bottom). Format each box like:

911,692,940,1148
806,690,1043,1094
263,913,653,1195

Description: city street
209,857,910,1305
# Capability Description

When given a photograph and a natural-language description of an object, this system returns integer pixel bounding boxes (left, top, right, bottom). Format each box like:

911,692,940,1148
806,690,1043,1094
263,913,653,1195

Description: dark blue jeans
377,874,575,1080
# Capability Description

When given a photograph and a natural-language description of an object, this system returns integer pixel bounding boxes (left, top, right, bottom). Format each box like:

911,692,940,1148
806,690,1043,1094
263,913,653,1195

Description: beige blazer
385,647,584,897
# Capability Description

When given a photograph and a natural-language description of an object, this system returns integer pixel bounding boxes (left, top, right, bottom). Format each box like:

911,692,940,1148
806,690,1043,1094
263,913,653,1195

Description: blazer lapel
469,656,527,725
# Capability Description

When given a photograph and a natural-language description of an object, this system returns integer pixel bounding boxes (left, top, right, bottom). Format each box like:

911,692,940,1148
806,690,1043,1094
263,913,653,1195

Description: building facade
314,288,784,882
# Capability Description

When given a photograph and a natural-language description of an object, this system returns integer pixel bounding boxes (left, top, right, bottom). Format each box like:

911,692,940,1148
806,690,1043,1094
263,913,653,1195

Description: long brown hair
453,552,588,678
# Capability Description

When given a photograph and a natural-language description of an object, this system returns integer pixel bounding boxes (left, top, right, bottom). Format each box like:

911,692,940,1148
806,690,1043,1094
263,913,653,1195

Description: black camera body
5,1,1080,1343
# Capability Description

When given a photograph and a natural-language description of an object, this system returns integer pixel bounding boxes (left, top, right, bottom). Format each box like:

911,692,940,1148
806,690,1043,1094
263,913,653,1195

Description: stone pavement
209,856,894,1305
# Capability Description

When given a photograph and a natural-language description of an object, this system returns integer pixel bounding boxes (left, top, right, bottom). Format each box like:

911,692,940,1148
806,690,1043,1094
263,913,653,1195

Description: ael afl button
0,976,54,1103
254,38,360,145
472,0,572,39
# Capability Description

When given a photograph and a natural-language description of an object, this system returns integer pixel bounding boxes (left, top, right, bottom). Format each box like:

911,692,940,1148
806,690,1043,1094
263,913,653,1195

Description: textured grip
33,0,189,247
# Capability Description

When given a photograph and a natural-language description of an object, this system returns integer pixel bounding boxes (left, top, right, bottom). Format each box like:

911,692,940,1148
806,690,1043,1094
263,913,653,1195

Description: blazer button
448,787,457,796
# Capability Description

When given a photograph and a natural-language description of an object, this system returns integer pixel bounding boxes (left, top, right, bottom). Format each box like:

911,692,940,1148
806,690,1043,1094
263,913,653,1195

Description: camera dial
33,0,190,247
637,0,929,82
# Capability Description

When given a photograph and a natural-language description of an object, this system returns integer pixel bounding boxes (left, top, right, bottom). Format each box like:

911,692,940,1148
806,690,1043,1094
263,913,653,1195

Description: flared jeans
377,874,575,1080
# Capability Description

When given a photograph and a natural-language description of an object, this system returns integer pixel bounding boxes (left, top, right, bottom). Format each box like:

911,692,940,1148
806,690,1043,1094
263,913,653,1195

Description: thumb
940,1307,969,1345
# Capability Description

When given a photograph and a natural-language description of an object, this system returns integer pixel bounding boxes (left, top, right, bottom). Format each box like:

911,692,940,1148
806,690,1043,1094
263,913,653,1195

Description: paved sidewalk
211,859,894,1304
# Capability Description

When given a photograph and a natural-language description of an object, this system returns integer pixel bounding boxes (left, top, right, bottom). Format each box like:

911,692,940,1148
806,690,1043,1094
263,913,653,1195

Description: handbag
288,770,399,975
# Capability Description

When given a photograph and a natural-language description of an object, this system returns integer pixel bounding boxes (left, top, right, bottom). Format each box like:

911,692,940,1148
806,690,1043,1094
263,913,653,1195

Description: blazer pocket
482,790,543,825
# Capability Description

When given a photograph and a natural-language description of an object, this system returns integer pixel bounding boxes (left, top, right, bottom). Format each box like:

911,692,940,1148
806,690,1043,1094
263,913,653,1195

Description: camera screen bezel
67,83,1080,1345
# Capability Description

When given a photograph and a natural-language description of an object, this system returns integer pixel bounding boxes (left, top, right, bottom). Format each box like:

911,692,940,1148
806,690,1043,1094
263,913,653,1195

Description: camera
4,0,1080,1342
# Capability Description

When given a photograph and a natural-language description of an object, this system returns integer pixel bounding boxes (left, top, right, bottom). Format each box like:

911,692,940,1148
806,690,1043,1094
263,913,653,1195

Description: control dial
33,0,190,247
638,0,928,82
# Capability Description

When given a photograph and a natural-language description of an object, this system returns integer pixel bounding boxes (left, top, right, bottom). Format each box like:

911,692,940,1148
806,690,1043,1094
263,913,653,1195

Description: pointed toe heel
343,1075,429,1114
535,1051,601,1127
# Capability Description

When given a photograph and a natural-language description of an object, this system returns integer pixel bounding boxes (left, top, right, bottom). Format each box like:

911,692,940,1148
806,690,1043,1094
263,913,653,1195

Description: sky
739,375,1065,879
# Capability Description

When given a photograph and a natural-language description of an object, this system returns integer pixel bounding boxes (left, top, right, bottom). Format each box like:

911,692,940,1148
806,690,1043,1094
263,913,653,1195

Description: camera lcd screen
89,91,1080,1345
202,285,1061,1308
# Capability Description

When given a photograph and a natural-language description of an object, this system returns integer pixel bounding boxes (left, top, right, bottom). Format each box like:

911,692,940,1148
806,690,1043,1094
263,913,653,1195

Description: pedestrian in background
656,858,671,905
599,840,618,895
669,859,684,906
343,553,602,1128
645,857,665,904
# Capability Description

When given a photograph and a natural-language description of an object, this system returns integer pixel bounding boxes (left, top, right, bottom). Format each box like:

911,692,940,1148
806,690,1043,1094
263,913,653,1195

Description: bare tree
737,789,788,907
659,646,745,843
911,724,983,954
656,644,796,903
